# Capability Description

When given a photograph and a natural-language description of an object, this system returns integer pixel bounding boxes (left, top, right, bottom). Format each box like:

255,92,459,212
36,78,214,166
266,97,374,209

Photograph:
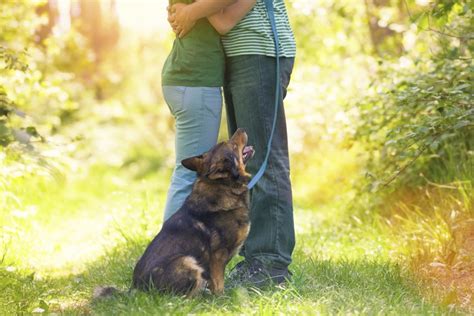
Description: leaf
429,140,440,151
455,83,471,90
38,300,49,312
0,105,12,117
453,120,472,129
27,272,35,281
25,126,40,137
0,121,13,146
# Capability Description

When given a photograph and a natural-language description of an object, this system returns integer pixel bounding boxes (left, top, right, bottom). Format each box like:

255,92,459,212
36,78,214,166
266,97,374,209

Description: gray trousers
224,55,295,269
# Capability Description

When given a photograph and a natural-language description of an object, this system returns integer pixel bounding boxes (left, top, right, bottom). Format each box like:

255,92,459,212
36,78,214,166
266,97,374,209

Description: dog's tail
93,286,122,299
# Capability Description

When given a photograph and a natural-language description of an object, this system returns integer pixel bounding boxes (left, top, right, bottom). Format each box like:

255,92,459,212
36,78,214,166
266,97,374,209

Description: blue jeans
162,86,222,221
224,55,295,269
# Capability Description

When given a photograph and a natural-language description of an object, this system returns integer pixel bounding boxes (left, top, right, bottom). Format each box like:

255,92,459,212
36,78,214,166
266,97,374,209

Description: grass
0,164,463,315
377,185,474,310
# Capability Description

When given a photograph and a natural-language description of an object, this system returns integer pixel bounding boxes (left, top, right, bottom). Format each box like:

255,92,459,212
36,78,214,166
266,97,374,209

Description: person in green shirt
170,0,296,288
162,0,256,221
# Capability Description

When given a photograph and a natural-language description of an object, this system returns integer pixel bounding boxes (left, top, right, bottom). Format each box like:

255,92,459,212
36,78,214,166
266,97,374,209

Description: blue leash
248,0,281,189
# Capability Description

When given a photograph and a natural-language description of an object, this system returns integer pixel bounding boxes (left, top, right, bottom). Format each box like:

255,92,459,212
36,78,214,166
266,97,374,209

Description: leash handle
248,0,281,189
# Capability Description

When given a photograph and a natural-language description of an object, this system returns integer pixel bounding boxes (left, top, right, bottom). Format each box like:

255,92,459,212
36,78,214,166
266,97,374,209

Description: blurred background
0,0,472,313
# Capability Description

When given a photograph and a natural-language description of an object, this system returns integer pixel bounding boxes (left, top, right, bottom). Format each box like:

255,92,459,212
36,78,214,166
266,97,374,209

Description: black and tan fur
131,128,254,296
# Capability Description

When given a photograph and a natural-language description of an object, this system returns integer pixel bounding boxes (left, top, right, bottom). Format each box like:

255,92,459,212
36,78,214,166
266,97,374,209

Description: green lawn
0,166,459,315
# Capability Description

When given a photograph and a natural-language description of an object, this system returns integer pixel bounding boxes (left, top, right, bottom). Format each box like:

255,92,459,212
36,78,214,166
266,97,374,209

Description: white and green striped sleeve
222,0,296,58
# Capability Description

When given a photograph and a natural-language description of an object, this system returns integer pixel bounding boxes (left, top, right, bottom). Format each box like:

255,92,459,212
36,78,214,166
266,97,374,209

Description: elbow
213,22,233,35
216,26,232,35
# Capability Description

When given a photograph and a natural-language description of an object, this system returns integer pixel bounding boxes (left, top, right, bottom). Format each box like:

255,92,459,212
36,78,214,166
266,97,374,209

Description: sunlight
28,214,112,276
55,0,170,34
115,0,169,34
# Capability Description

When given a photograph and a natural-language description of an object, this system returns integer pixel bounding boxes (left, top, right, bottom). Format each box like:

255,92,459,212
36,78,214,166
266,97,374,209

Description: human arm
169,0,237,38
207,0,256,35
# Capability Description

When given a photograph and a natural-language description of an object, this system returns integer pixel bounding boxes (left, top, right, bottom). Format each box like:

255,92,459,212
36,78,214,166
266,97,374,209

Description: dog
130,128,254,297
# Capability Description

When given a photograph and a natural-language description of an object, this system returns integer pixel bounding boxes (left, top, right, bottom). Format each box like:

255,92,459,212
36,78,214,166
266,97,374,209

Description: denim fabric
162,86,222,221
224,55,295,269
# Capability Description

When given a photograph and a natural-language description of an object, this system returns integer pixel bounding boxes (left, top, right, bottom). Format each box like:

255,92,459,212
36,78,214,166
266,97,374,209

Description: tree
364,0,405,55
73,0,120,64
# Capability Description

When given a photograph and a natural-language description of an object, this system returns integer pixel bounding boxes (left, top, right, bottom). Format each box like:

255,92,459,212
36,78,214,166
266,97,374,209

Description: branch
402,0,473,40
381,130,444,188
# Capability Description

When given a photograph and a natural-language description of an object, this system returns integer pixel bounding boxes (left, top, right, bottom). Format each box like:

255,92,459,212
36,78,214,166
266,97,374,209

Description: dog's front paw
209,281,224,295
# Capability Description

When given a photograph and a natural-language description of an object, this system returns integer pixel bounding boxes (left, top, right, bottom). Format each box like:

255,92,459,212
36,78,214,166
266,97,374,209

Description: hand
167,5,180,33
168,3,196,38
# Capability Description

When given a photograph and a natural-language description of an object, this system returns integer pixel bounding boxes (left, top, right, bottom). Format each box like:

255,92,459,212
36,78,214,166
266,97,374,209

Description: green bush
356,58,473,189
353,0,473,193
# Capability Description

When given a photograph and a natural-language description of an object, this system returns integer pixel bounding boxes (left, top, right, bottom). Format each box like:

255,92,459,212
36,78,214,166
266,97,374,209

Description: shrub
353,0,473,193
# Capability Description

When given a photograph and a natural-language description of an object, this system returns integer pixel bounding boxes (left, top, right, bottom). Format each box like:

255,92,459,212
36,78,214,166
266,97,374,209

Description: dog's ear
181,155,204,173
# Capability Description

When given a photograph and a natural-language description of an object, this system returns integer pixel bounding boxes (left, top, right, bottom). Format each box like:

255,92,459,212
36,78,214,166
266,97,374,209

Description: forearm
188,0,237,21
207,0,256,35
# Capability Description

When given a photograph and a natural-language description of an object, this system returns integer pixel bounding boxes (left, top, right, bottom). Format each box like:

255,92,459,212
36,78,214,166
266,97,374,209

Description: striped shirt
222,0,296,57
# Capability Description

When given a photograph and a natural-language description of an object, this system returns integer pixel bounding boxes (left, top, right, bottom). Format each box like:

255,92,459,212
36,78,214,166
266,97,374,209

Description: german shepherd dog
131,128,254,296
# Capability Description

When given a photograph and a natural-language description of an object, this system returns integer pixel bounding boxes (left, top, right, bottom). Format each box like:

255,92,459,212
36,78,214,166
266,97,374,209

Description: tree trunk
364,0,404,56
74,0,120,63
35,0,59,43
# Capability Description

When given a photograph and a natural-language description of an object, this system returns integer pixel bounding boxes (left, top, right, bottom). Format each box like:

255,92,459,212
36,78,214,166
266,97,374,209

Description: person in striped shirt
170,0,296,287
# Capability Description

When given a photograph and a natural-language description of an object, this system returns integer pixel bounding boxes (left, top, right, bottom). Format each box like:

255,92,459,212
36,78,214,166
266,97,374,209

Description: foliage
287,0,369,65
353,0,473,192
350,1,474,307
0,48,30,147
0,0,95,165
356,57,473,190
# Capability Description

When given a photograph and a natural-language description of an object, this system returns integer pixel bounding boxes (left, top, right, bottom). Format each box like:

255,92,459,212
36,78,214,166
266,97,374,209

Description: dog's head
181,128,255,184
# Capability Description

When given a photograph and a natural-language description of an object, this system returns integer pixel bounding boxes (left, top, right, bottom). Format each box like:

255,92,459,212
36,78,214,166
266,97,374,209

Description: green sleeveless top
161,0,225,87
